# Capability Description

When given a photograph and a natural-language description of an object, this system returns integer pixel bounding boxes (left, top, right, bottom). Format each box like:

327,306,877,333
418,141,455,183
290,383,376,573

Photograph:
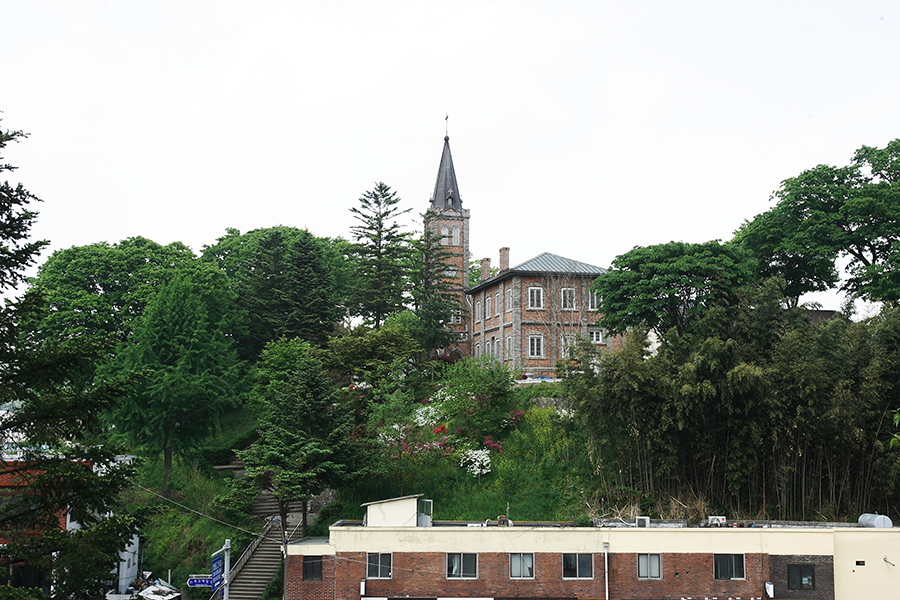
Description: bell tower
425,135,471,354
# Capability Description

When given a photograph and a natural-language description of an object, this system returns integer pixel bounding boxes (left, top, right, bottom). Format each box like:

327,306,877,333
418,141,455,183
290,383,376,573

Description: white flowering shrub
413,404,442,427
459,448,491,478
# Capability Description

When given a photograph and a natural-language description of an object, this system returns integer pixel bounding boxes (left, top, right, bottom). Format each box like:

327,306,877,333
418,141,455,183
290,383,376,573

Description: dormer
361,494,433,527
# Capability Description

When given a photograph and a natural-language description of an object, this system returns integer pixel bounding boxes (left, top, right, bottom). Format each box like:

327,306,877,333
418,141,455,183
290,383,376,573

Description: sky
3,0,899,312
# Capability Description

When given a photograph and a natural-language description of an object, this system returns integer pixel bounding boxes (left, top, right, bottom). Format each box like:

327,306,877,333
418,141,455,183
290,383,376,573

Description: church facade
423,135,619,375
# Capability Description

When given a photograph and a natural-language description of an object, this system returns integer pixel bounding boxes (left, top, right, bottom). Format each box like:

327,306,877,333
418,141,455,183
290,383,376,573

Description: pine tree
349,183,412,329
112,267,242,492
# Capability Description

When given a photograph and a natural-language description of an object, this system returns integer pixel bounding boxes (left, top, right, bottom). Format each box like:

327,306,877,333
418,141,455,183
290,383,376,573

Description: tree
738,139,900,303
408,214,458,352
0,124,47,290
110,266,243,492
349,183,413,328
30,237,196,343
239,338,359,538
202,227,343,357
0,118,138,598
592,240,753,338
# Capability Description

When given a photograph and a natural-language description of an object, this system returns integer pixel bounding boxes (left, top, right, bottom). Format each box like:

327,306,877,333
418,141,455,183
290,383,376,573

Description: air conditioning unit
708,515,726,527
635,516,650,528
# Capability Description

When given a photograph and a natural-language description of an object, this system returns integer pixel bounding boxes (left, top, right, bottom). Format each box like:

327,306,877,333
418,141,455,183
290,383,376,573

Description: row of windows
475,289,601,320
304,552,810,587
475,330,605,360
525,288,600,311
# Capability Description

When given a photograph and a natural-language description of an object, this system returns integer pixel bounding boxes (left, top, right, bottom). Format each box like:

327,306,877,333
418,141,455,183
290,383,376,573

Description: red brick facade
288,550,832,600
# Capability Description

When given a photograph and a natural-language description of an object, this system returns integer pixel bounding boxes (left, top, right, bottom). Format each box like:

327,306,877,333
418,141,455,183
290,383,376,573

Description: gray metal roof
511,252,608,276
430,136,462,212
467,252,607,294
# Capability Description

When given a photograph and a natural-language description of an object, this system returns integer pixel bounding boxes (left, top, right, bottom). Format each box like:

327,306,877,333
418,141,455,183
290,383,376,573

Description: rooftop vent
636,516,650,528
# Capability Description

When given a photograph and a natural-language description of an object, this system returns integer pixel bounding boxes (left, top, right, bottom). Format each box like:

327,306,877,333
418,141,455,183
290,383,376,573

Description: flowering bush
459,448,491,478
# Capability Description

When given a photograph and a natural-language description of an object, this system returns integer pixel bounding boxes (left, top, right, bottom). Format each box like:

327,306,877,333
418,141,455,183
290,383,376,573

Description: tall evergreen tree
408,213,458,351
111,267,242,492
239,338,359,538
349,183,412,329
202,227,342,357
0,118,138,599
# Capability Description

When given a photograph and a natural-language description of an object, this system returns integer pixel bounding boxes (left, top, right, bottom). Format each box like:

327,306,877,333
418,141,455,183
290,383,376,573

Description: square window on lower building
562,553,592,579
637,553,661,579
303,556,322,581
788,564,815,589
713,554,744,580
367,553,391,579
447,553,477,579
509,553,534,579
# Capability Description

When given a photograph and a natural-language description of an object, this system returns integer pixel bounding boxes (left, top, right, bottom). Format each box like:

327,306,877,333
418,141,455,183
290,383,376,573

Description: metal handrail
208,516,276,600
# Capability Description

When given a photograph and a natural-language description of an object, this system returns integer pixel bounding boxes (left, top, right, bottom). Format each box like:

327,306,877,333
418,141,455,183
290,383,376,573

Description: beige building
287,495,899,600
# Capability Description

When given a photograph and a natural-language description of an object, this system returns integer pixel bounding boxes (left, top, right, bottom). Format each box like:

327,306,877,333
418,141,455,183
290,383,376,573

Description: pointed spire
430,135,462,212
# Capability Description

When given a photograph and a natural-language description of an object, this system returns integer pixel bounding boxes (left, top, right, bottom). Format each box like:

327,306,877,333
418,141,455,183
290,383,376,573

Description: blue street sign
187,576,213,587
211,554,224,591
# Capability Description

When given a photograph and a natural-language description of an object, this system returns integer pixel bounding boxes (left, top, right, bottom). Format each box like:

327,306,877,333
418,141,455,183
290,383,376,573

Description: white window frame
589,330,604,344
440,226,450,245
506,288,513,312
509,553,535,579
637,553,661,579
474,343,481,358
495,293,500,316
447,553,477,579
588,290,600,311
506,336,512,359
475,300,481,323
451,226,461,246
485,340,492,357
485,296,491,320
528,335,544,358
528,287,544,309
367,552,392,579
562,553,593,579
561,287,576,310
713,554,745,580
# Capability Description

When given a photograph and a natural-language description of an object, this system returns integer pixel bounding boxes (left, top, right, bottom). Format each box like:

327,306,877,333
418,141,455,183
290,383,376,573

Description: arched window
452,226,461,246
440,226,450,245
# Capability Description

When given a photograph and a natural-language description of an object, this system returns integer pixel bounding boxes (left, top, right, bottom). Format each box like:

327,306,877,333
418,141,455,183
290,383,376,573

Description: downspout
603,541,610,600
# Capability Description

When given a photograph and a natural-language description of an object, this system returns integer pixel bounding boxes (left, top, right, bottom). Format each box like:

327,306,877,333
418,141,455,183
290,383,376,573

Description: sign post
211,539,231,600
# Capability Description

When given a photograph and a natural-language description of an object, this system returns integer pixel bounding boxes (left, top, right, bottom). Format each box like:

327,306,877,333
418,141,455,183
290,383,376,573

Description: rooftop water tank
858,513,892,528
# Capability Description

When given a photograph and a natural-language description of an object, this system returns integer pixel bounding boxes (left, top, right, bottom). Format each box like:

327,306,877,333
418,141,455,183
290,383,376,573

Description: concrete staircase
209,456,332,600
226,517,289,600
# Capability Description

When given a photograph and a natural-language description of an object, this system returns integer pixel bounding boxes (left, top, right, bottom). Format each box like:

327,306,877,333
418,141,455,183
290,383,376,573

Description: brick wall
768,554,834,599
289,551,781,600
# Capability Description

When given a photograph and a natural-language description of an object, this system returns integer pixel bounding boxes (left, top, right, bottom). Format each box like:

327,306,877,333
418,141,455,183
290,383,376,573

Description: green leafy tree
111,267,243,492
239,338,359,537
349,183,413,329
0,118,138,599
738,139,900,303
202,227,342,357
438,358,518,442
31,237,196,343
592,240,753,338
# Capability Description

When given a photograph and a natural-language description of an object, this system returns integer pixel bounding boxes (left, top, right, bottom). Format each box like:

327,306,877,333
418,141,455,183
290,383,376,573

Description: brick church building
424,135,620,375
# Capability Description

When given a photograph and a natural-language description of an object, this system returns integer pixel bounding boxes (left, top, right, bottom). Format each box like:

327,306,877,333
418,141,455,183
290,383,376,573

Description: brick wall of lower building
289,551,782,600
768,554,834,599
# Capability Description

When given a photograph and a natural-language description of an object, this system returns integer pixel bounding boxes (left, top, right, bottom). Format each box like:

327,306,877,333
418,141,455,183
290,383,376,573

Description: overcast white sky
3,1,899,311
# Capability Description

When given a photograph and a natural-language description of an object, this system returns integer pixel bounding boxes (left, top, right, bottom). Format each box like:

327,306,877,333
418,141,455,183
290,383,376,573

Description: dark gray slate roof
512,252,607,276
468,252,607,294
430,136,463,212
